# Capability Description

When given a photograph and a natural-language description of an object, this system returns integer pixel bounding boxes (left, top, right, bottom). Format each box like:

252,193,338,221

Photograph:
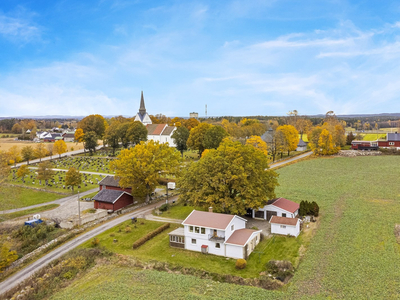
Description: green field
51,156,400,299
0,204,59,222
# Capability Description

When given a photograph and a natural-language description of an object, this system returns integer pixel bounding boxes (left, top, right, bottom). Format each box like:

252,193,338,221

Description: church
134,91,177,147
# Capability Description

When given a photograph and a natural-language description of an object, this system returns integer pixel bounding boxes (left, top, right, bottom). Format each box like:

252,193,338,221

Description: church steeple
139,91,146,115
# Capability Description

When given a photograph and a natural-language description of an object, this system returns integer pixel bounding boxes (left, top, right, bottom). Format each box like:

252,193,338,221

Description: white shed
270,216,300,237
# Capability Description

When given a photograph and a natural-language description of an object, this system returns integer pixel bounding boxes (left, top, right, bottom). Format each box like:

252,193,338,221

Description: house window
215,243,220,248
231,225,234,231
189,226,193,232
389,142,395,146
280,225,286,229
201,228,205,234
195,227,200,233
191,239,196,244
282,213,286,217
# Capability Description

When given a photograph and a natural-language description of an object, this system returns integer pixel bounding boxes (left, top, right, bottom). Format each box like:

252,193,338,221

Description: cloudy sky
1,0,400,118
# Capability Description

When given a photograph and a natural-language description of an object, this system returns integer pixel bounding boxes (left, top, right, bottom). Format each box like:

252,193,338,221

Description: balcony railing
208,234,225,242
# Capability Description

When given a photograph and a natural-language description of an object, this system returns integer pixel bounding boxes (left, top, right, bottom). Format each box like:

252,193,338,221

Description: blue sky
1,0,400,117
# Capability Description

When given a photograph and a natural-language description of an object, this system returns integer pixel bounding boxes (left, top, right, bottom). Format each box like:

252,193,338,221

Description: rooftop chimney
208,207,213,213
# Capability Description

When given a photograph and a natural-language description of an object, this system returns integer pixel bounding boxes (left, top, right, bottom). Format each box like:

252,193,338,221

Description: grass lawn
0,186,62,210
361,133,386,141
153,201,205,219
0,204,59,222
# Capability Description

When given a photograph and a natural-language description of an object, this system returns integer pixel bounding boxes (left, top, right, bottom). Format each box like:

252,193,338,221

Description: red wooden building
93,176,133,211
351,140,379,150
378,133,400,149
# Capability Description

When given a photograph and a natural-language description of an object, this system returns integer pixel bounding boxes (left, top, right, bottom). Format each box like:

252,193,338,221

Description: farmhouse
62,131,76,142
169,210,261,259
270,216,301,237
378,132,400,149
252,198,299,221
93,175,133,211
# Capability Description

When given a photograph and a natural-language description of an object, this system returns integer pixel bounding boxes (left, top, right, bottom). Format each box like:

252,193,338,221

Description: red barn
378,133,400,149
98,175,132,193
351,140,379,150
93,189,133,211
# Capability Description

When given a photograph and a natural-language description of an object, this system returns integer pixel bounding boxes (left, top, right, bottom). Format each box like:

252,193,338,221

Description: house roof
147,124,167,135
63,133,75,138
387,133,400,141
261,128,274,143
93,189,130,204
182,210,239,230
161,126,175,136
269,198,299,213
168,227,184,236
99,175,120,187
270,216,299,226
225,228,260,246
297,138,307,147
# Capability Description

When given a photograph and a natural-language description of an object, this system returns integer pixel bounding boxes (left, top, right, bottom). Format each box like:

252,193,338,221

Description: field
49,156,400,299
0,138,84,153
361,133,386,141
0,204,59,222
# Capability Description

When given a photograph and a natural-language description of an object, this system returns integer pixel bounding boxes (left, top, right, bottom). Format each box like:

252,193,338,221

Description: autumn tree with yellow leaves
245,135,268,156
276,125,299,156
178,139,279,215
53,140,67,158
111,140,181,201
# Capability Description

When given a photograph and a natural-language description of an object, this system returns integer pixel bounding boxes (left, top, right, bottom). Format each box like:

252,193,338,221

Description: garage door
266,211,277,221
254,210,264,218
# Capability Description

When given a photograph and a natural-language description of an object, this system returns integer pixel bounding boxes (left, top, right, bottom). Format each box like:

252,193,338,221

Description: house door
266,211,277,221
213,229,217,237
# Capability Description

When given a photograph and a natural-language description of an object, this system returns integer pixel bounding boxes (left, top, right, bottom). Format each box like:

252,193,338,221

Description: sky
1,0,400,118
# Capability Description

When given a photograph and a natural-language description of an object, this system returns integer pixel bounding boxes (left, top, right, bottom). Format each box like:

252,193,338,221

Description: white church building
134,91,177,147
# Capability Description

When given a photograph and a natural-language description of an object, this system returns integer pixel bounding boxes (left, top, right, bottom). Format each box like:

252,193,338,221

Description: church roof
139,91,146,115
161,126,175,136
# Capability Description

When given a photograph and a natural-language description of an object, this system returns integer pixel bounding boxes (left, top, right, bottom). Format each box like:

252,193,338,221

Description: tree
346,132,356,145
47,143,54,159
104,123,120,156
127,121,148,145
182,118,200,130
110,140,181,201
37,161,54,185
7,146,21,167
245,136,268,156
21,146,35,165
34,143,47,162
276,125,299,156
203,126,229,150
0,151,10,187
117,122,131,148
172,126,190,156
187,123,212,155
178,139,279,215
53,140,67,158
74,128,84,144
83,131,98,155
78,114,107,139
0,243,18,272
65,167,82,192
317,129,338,155
16,165,30,183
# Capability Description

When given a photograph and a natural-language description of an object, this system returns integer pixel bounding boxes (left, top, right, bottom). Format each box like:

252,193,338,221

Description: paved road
0,188,98,214
269,151,312,169
0,198,174,296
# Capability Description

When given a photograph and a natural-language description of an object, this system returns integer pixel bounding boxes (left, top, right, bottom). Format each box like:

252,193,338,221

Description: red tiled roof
271,198,299,213
225,228,259,246
182,210,236,230
270,216,299,226
161,126,175,136
147,124,167,135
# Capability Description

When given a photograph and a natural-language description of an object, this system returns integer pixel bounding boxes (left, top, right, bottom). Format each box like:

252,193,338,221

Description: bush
235,259,247,269
91,238,99,247
132,223,170,249
265,260,294,282
299,200,319,217
125,226,131,233
159,204,169,212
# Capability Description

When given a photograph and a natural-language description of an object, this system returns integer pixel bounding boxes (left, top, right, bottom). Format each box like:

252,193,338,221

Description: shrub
91,238,99,247
132,223,170,249
235,259,247,269
159,204,169,212
299,200,320,217
125,226,131,233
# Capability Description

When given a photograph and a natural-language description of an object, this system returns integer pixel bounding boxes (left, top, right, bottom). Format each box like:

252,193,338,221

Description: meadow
0,138,83,153
49,156,400,299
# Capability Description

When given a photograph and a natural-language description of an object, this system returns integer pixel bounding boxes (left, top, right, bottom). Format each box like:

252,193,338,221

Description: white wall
225,217,246,240
253,205,298,219
271,222,300,237
183,225,226,255
226,244,244,259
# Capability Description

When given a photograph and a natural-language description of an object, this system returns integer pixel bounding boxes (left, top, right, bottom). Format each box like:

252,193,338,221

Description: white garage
270,216,300,237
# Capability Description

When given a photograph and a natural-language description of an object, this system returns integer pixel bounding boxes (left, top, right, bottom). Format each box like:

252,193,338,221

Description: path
0,188,98,214
0,198,174,296
269,151,312,169
145,214,183,224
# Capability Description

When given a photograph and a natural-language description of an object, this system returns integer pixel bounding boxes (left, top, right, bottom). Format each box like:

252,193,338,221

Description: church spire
139,91,146,115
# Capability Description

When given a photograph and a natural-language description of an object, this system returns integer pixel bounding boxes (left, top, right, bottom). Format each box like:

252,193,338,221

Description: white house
252,197,299,221
146,124,177,147
169,210,261,259
270,216,301,237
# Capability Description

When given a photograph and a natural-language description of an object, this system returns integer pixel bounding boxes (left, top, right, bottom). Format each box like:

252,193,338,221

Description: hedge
132,223,170,249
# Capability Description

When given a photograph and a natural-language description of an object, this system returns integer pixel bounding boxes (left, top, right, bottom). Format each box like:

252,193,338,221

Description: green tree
16,165,30,183
187,123,212,155
111,140,181,201
65,167,82,192
21,146,35,165
0,243,18,272
37,161,54,185
83,131,98,155
172,126,190,156
34,143,47,162
104,122,120,155
178,139,279,215
117,122,131,148
203,126,229,150
53,140,67,158
127,121,148,145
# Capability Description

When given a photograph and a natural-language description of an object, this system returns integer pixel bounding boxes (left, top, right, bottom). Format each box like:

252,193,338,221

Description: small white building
169,210,261,259
252,198,299,221
296,138,307,151
270,216,300,237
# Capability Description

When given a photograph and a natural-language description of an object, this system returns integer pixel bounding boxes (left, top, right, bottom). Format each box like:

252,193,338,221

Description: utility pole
78,190,81,226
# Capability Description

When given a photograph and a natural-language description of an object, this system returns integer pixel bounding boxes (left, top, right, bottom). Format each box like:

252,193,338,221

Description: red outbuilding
93,189,133,211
